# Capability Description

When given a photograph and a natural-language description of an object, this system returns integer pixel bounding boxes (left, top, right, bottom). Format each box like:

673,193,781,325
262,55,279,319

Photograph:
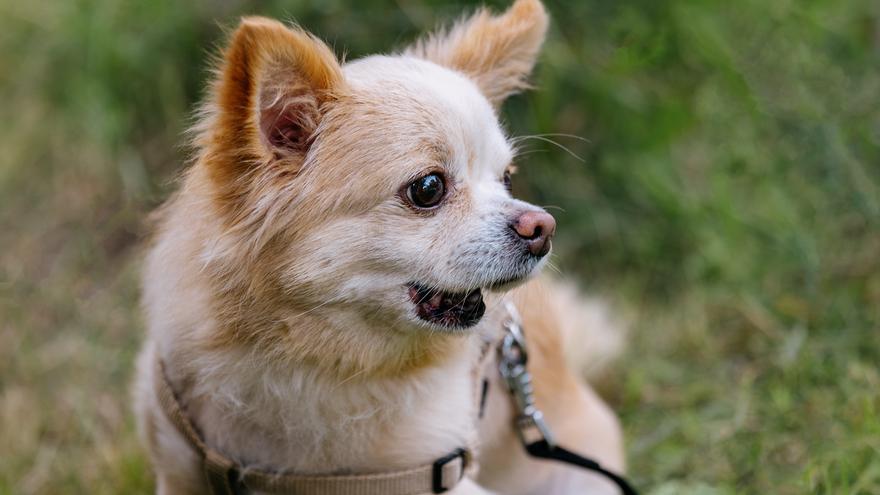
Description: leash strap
524,440,638,495
154,359,469,495
499,302,640,495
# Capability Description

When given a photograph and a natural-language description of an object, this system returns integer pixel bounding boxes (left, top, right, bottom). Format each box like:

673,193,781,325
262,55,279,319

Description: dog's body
133,1,626,493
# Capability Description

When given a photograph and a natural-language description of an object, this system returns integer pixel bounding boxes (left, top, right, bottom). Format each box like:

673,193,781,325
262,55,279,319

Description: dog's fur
133,1,626,493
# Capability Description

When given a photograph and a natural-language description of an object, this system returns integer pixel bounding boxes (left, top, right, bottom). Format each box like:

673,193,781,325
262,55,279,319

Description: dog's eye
406,173,445,208
503,170,513,193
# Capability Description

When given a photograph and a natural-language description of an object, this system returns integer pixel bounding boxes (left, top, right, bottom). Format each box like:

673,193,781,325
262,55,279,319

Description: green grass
1,0,878,493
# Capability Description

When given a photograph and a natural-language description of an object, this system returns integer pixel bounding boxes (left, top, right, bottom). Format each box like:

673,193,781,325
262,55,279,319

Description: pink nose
511,210,556,257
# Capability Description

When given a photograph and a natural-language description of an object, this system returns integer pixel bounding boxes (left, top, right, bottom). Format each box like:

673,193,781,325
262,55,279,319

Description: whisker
512,149,549,158
545,260,563,276
541,204,566,213
510,133,591,144
511,135,585,162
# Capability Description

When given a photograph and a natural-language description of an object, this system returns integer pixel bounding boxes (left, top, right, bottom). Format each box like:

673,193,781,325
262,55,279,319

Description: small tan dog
134,1,627,493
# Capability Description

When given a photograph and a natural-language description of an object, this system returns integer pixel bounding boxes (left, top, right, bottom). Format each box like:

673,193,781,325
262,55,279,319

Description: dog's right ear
200,17,344,187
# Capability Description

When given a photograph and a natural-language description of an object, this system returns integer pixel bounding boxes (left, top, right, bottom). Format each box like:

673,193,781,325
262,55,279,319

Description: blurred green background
1,0,878,493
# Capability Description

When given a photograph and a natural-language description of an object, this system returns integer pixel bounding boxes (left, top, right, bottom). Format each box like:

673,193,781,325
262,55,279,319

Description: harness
155,303,638,495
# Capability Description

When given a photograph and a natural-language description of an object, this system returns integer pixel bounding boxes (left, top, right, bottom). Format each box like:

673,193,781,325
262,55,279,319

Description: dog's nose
511,210,556,257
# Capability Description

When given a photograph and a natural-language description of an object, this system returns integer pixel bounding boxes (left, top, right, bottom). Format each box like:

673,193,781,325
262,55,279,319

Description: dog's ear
406,0,548,108
202,17,344,185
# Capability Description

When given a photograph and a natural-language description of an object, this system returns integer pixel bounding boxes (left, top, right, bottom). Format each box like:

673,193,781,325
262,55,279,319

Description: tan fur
406,0,549,107
134,2,625,494
200,17,344,187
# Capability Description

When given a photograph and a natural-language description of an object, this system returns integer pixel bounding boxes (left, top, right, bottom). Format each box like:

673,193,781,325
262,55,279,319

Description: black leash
498,302,640,495
524,439,638,495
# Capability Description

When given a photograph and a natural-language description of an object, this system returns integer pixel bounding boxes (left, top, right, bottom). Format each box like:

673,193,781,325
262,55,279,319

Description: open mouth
407,283,486,329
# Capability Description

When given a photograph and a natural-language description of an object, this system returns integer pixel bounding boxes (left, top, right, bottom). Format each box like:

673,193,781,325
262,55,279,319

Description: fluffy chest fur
170,331,490,473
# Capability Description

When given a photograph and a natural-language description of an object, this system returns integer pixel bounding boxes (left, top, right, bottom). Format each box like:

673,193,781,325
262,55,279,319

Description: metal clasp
498,302,556,449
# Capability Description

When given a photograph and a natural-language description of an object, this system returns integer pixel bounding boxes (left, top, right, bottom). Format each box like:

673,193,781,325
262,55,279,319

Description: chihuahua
134,1,626,493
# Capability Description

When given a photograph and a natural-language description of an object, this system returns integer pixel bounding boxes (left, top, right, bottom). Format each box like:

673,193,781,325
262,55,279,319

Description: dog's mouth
407,283,486,329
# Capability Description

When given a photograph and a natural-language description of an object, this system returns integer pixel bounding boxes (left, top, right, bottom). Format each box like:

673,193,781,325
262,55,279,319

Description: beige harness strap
154,359,468,495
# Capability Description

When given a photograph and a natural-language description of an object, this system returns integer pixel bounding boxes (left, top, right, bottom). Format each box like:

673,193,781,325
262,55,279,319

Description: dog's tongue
429,292,445,309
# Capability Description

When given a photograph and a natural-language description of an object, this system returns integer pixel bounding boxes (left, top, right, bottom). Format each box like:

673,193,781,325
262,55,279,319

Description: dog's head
195,0,552,335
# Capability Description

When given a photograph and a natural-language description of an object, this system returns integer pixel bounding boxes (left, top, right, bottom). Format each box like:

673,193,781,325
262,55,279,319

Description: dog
133,1,626,493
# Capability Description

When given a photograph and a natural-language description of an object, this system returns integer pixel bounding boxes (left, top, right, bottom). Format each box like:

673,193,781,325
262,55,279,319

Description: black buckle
431,448,467,493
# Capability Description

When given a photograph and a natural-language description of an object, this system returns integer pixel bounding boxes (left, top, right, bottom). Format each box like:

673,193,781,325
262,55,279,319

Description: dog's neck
160,310,490,475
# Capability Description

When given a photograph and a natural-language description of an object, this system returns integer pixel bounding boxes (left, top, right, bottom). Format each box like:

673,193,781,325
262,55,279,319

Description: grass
1,0,878,493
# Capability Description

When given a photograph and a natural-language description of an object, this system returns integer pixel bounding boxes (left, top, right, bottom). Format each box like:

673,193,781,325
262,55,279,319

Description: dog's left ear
406,0,548,108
